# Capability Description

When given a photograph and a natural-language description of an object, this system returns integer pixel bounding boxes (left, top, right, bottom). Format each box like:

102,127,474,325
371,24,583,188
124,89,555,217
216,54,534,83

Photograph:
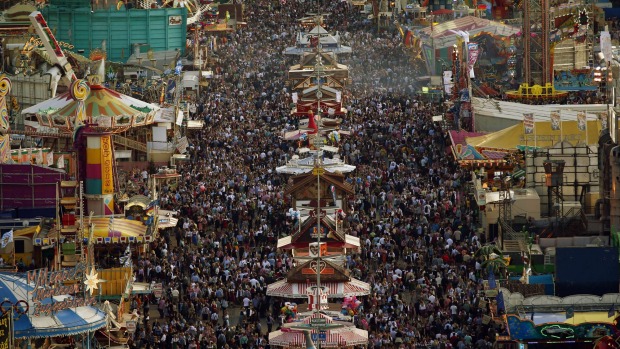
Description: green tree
474,244,507,276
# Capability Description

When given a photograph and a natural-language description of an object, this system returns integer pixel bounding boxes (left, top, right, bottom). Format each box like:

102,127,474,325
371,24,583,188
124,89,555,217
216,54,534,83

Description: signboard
312,168,325,176
311,332,327,341
101,135,114,194
310,317,327,325
312,137,325,148
126,320,137,333
153,283,163,298
169,15,182,26
176,136,189,154
302,260,334,275
0,312,10,349
26,263,96,316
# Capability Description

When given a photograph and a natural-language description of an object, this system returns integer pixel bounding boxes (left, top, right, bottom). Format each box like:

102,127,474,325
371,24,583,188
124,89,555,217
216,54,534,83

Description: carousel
0,240,109,348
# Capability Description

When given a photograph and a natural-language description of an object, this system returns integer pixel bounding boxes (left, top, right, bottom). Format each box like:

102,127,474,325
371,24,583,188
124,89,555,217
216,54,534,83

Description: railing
499,217,524,241
112,134,147,153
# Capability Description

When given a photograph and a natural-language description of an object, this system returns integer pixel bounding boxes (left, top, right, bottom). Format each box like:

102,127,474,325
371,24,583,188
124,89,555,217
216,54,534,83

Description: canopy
22,84,159,132
267,279,370,298
466,120,601,149
276,157,356,175
418,16,519,48
268,327,368,348
0,273,107,338
84,217,150,244
22,86,158,117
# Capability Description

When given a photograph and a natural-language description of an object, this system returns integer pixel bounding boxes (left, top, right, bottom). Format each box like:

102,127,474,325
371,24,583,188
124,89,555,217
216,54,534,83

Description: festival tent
465,120,601,149
0,272,107,338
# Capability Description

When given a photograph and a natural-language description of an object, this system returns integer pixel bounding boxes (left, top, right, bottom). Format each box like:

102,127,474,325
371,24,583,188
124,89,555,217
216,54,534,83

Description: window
15,240,24,254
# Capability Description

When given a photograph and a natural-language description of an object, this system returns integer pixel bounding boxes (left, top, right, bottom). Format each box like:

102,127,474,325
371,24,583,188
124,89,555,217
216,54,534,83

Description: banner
599,111,609,130
101,136,114,195
550,110,561,131
35,149,43,165
467,43,479,78
577,111,587,131
523,113,534,134
601,31,612,64
46,150,54,167
0,312,9,349
57,155,65,169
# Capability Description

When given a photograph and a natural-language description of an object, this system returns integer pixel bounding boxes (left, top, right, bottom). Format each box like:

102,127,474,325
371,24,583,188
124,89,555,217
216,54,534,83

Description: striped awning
267,279,370,298
268,327,368,348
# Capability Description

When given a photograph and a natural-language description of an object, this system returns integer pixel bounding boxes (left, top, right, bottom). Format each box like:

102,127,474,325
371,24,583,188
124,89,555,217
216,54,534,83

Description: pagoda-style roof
288,51,349,84
289,214,344,244
287,258,350,283
284,170,354,197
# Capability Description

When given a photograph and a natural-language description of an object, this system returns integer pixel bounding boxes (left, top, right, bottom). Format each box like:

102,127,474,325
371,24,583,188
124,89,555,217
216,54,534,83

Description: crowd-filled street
124,1,501,348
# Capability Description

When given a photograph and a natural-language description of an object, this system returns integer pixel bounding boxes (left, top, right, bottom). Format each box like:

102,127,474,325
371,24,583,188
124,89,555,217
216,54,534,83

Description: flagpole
560,110,563,146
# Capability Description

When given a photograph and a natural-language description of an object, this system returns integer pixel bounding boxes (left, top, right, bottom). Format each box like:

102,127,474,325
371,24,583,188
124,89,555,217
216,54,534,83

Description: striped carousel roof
267,279,370,298
268,327,368,348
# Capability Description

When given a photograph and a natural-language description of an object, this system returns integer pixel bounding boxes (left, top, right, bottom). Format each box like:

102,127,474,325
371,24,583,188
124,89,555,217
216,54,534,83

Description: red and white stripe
267,279,370,298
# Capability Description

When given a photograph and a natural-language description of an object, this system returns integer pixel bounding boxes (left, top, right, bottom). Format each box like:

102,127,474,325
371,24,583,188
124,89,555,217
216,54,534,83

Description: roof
89,217,148,239
466,120,601,148
284,171,354,196
472,97,607,125
308,26,329,35
420,16,519,38
287,258,350,283
418,16,519,48
266,278,370,298
276,157,356,175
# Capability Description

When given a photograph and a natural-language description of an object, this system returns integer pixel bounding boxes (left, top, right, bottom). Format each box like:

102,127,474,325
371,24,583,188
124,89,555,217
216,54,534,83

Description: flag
1,230,13,248
146,199,159,214
566,306,574,319
46,150,54,167
496,291,505,316
550,110,561,131
609,304,615,318
488,268,497,289
57,155,65,169
577,111,586,131
523,113,534,135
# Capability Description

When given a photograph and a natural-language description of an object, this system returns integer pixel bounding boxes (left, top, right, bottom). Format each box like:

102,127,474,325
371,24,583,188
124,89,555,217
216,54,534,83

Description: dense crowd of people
122,1,505,349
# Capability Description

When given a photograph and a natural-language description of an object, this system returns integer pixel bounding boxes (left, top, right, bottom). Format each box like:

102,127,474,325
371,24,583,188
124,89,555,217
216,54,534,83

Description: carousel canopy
21,82,160,133
268,327,368,348
0,273,107,338
267,279,370,298
22,86,158,117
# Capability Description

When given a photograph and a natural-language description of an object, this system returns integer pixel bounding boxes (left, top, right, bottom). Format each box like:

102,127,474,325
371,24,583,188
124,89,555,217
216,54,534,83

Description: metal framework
523,0,550,85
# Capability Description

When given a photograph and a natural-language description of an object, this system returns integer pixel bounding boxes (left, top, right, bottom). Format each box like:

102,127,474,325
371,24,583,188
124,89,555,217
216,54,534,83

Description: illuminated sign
101,136,114,194
26,263,96,316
